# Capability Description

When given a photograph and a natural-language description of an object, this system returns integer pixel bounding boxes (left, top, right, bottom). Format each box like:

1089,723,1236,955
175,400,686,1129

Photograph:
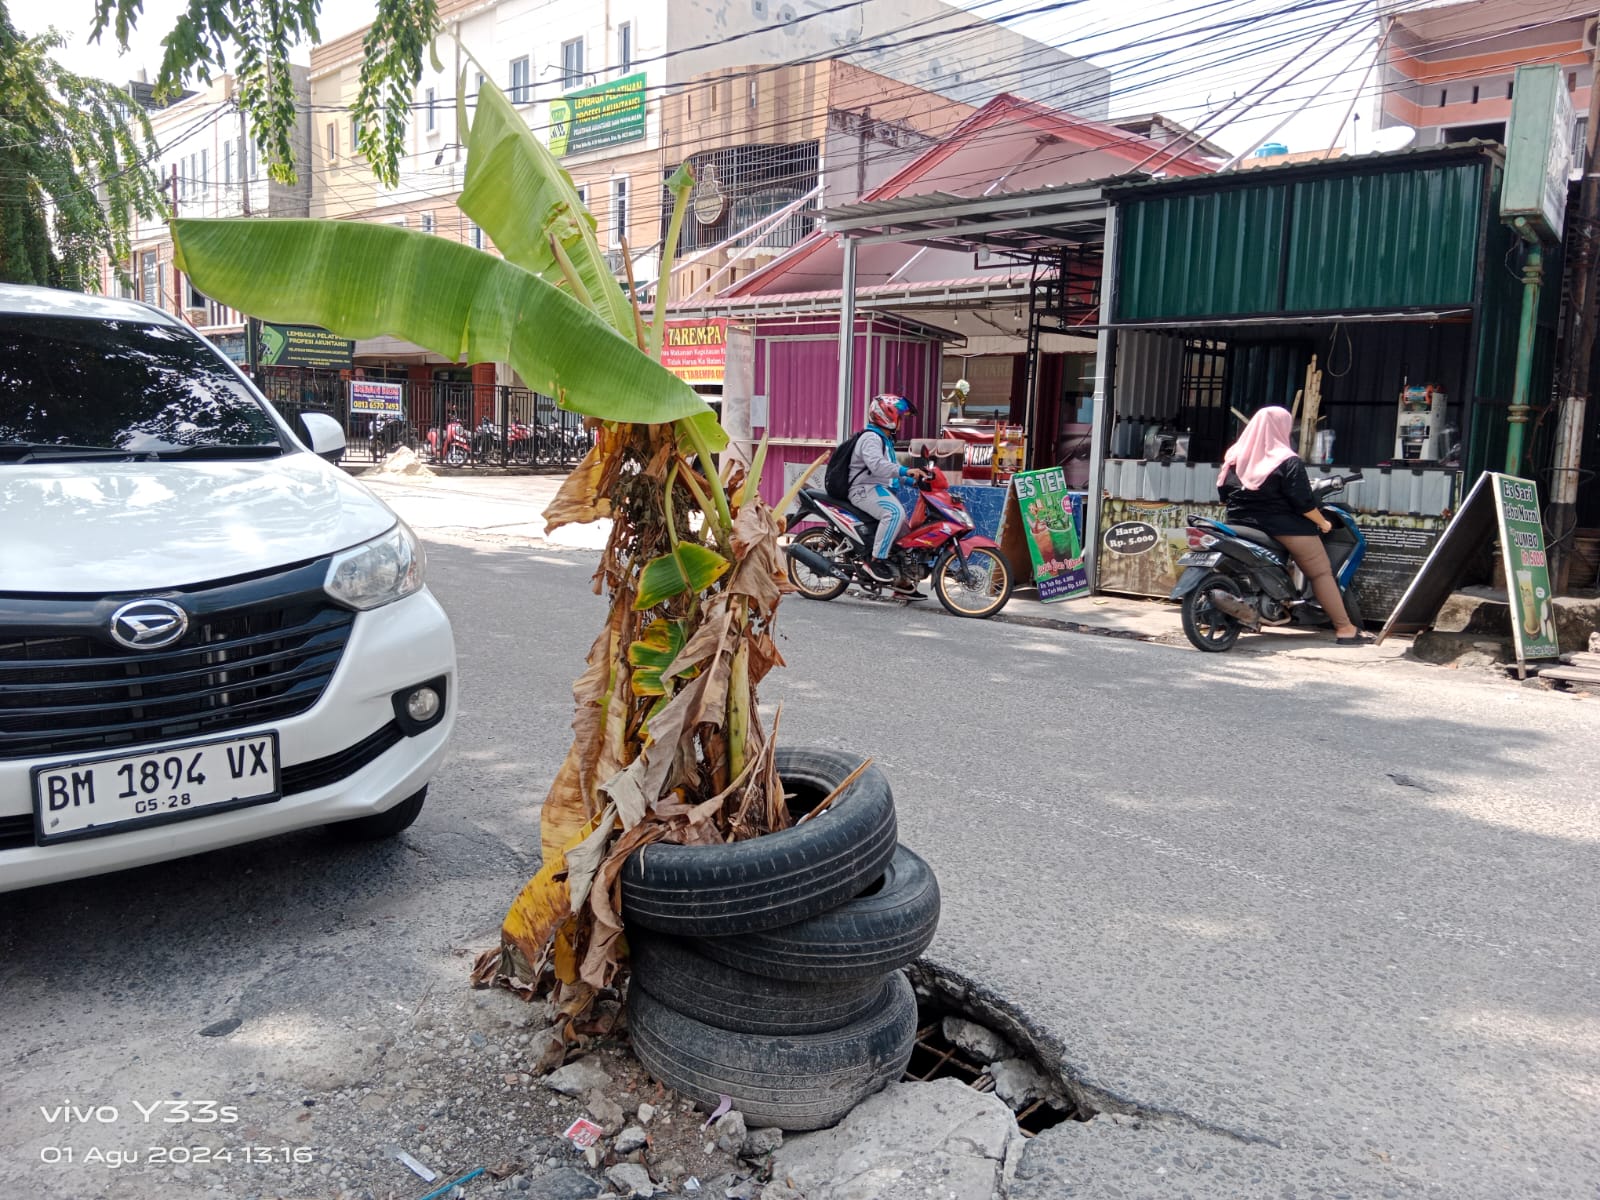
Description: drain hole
903,988,1089,1136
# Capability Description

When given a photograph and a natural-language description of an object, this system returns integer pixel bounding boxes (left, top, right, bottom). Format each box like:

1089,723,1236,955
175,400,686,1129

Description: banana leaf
459,81,636,342
171,217,725,443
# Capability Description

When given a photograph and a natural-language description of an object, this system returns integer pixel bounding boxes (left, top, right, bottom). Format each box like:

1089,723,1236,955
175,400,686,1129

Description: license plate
1178,551,1221,567
32,732,281,844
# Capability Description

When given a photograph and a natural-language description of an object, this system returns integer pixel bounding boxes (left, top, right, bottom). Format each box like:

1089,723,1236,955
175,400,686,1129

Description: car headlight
325,522,425,610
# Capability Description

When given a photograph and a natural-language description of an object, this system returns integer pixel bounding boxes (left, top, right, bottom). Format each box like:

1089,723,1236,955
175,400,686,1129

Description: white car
0,284,456,892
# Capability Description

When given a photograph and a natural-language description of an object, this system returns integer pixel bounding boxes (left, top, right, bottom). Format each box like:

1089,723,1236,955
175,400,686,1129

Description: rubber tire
931,545,1013,618
1341,584,1365,631
627,930,883,1035
691,844,940,982
1181,571,1244,653
325,786,426,842
786,528,849,601
628,971,917,1131
620,747,897,937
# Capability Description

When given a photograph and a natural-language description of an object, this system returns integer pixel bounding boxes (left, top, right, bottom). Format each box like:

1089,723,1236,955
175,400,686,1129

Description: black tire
445,443,468,467
325,786,426,842
1181,571,1244,653
691,844,940,982
1340,583,1365,631
628,971,917,1131
786,528,850,601
620,747,897,937
931,545,1013,618
628,930,882,1035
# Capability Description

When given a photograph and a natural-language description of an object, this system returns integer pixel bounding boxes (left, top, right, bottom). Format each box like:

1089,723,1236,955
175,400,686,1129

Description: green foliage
0,1,167,288
91,0,434,187
634,544,732,611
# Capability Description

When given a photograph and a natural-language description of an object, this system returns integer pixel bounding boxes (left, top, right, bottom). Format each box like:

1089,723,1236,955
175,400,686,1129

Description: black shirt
1218,457,1319,536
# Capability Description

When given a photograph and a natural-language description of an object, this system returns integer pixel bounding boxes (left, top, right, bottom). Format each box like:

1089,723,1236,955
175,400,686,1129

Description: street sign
1011,467,1088,602
1500,64,1573,243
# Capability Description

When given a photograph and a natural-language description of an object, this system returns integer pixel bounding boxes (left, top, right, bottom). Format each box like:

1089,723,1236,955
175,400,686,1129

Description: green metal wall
1116,160,1487,321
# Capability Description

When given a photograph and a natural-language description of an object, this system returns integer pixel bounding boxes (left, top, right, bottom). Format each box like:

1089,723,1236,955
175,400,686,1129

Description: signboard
662,318,728,385
259,323,354,370
1500,64,1572,242
1012,467,1088,601
1378,472,1559,671
350,379,404,416
1353,524,1442,620
548,73,647,157
1495,474,1559,664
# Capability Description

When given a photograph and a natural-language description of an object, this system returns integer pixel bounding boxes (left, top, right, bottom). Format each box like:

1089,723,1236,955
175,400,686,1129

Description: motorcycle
367,413,414,460
424,415,472,466
506,419,535,464
471,416,502,464
1172,470,1367,653
783,460,1014,619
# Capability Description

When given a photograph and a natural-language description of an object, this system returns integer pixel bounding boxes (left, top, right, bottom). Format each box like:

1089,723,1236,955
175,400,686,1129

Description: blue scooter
1171,471,1367,652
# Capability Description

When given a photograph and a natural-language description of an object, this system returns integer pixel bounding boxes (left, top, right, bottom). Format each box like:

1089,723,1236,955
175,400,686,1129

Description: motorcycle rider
1217,406,1370,645
847,394,927,586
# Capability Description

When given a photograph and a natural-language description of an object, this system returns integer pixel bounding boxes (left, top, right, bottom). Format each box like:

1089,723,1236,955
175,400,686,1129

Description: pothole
902,961,1100,1137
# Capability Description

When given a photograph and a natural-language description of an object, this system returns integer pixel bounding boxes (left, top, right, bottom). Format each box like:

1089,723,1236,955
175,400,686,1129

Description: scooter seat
1231,525,1287,555
802,488,879,526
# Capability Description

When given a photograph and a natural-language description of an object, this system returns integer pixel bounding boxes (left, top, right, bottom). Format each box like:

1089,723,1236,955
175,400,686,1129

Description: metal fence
258,375,595,469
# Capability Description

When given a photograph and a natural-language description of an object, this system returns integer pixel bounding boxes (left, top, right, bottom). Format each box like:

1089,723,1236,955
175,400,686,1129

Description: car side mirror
299,412,346,464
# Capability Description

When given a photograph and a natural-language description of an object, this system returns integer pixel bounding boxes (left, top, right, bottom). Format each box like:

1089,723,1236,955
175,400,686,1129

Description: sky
38,0,1380,159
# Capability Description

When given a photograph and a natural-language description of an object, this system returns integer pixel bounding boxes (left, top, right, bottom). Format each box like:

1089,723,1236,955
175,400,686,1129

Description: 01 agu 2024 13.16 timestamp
39,1145,315,1168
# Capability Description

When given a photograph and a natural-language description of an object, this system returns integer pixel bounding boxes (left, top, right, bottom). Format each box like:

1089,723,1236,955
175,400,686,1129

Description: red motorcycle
424,415,472,466
784,462,1013,618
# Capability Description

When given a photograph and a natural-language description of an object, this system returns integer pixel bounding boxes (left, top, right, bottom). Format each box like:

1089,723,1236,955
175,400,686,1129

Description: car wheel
325,786,426,842
628,971,917,1130
620,747,897,937
690,844,940,982
627,930,883,1035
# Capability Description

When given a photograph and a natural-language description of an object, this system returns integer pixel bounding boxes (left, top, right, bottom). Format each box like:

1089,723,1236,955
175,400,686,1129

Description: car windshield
0,315,282,459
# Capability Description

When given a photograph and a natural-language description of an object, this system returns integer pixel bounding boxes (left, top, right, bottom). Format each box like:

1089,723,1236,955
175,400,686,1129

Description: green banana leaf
459,81,636,342
633,543,730,610
171,217,725,442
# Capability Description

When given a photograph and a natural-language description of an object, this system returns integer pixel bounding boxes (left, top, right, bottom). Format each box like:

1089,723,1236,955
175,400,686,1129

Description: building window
422,210,436,234
562,38,584,88
576,183,588,208
612,176,628,246
248,137,258,180
350,116,361,152
224,140,233,185
470,221,484,249
200,148,208,190
749,72,758,109
1471,85,1479,104
475,72,486,98
140,251,159,305
1439,89,1448,107
510,56,531,103
425,87,436,131
189,153,198,196
618,23,632,74
326,122,338,162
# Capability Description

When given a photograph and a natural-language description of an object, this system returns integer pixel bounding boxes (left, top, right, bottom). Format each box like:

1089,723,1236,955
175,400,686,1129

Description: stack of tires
620,748,940,1131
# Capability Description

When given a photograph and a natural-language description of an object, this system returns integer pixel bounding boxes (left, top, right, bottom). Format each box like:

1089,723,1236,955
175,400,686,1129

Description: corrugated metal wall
1115,157,1488,321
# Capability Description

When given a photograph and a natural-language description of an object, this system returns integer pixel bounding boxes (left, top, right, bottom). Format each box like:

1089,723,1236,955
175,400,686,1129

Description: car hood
0,453,397,594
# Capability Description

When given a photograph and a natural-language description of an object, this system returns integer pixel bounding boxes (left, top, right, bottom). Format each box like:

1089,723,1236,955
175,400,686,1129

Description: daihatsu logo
109,599,189,650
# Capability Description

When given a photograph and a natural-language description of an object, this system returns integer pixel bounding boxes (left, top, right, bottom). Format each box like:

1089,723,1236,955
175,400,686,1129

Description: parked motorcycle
471,416,502,465
1172,471,1367,653
424,415,472,466
784,461,1014,619
506,419,535,464
367,413,414,460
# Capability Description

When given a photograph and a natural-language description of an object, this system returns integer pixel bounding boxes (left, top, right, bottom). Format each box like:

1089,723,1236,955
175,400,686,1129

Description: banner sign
259,323,353,370
349,379,404,416
662,318,728,385
1012,467,1088,601
1494,473,1559,664
549,73,647,157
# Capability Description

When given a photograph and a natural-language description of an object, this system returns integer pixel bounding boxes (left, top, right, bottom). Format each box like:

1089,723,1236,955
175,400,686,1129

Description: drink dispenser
1393,384,1447,462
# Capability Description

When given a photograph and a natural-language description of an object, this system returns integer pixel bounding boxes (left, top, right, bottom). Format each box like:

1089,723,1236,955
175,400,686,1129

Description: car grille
0,562,355,762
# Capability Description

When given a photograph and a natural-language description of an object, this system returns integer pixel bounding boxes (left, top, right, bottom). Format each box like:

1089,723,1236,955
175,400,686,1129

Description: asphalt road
2,537,1597,1199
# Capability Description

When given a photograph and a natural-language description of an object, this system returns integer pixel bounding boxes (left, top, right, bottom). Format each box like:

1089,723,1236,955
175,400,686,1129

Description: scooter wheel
1182,571,1245,652
786,529,850,601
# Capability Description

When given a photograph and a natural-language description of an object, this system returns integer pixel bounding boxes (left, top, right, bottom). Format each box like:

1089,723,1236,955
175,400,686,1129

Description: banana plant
172,74,824,1035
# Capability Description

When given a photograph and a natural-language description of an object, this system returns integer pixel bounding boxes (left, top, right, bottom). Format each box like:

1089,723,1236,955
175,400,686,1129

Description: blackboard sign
1353,526,1442,622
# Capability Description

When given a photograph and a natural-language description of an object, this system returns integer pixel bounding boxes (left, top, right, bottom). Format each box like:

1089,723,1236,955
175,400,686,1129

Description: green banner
1493,472,1559,662
258,323,354,370
549,73,647,157
1012,467,1088,602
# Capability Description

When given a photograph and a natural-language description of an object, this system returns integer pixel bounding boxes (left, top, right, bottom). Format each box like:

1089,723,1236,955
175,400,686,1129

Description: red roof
720,93,1216,301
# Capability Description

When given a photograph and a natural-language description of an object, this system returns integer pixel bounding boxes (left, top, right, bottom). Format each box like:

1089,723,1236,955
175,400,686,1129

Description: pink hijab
1218,406,1296,490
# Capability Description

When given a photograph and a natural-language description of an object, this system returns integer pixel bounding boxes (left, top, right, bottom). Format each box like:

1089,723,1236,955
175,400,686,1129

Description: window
350,116,360,153
248,138,258,180
425,87,436,132
475,72,486,99
576,183,588,207
470,221,484,249
618,23,632,74
562,38,584,88
510,56,531,103
1439,89,1448,107
326,122,338,162
223,140,233,185
184,276,207,309
611,177,628,247
749,72,758,109
200,149,208,189
140,251,159,304
189,153,198,196
1471,85,1479,104
421,211,436,234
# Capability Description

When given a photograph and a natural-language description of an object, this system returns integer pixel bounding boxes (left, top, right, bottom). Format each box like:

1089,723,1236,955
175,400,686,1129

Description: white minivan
0,284,456,892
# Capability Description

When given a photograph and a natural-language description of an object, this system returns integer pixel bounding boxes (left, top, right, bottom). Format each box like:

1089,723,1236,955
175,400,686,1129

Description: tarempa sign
662,318,728,385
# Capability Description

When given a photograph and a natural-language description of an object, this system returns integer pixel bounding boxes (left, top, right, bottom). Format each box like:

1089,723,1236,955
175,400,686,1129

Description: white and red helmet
868,394,913,433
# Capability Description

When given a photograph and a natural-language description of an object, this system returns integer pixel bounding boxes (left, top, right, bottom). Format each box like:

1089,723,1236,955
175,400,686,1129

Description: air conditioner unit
1585,16,1597,50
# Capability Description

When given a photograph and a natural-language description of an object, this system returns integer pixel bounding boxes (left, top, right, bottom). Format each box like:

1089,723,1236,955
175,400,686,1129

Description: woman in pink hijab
1217,406,1368,644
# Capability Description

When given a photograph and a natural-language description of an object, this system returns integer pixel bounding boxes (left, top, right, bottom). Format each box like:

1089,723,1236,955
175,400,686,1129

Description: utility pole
239,107,251,217
1550,26,1600,591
